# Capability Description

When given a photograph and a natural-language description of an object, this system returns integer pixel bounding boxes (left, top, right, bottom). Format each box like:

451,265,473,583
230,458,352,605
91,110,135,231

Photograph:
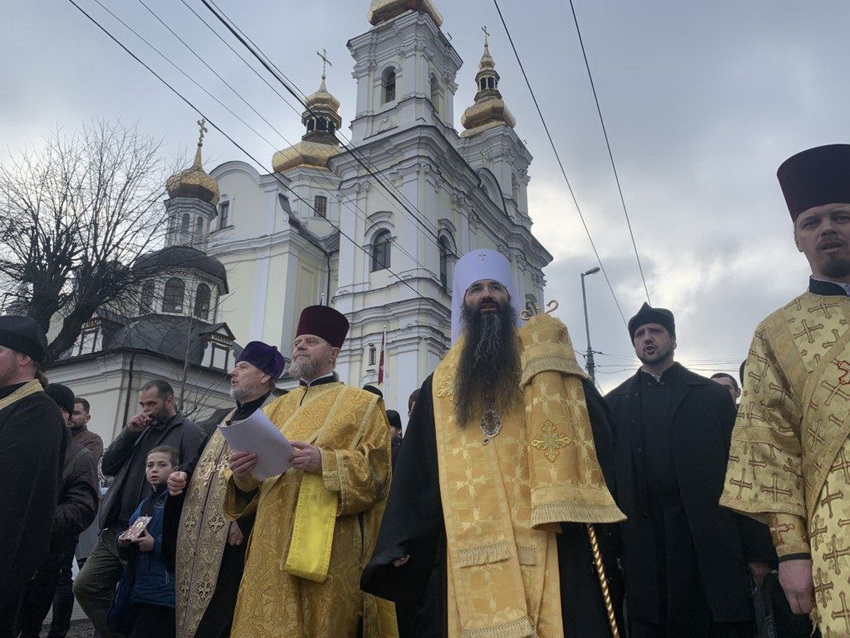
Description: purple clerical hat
237,341,285,379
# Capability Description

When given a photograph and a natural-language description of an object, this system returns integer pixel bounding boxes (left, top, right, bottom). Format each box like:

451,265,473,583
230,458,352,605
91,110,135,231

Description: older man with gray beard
362,249,625,638
164,341,284,638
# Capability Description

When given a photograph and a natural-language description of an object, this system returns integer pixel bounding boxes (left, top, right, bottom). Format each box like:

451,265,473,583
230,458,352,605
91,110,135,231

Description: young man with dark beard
362,249,625,638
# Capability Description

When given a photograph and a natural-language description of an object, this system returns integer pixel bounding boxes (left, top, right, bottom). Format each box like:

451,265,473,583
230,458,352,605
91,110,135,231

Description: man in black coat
0,316,67,634
606,303,773,637
16,383,99,638
73,379,204,638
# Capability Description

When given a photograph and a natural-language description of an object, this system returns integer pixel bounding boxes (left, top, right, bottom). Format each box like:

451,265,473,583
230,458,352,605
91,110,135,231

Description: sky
3,0,849,392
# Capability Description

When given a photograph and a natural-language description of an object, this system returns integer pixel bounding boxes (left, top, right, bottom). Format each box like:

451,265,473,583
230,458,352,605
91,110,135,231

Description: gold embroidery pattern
531,421,572,463
436,372,455,399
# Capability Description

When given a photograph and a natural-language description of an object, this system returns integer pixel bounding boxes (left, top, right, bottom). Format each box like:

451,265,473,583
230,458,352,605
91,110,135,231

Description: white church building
49,0,552,441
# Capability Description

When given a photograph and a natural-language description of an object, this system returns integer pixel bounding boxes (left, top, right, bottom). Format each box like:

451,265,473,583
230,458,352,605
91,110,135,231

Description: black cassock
361,376,624,638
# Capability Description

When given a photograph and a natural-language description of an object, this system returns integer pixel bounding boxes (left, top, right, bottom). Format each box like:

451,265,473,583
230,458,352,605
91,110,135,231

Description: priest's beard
455,300,521,427
822,255,850,280
288,354,329,381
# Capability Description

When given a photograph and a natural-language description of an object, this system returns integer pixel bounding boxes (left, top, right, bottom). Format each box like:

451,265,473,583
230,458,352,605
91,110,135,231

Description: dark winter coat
99,412,204,530
51,441,99,555
118,487,175,608
606,363,774,624
0,383,67,608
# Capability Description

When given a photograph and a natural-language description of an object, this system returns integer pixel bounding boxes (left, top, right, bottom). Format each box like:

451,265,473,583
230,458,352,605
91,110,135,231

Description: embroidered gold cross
814,568,834,607
532,421,572,462
838,360,850,385
833,592,850,632
729,469,752,498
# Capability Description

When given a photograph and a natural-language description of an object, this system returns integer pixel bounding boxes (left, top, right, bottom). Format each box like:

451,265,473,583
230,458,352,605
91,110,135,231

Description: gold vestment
224,382,395,638
721,291,850,636
433,314,623,637
175,413,235,638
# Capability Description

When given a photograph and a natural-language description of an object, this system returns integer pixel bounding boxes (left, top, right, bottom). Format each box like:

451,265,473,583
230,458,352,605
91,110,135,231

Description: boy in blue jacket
114,445,178,638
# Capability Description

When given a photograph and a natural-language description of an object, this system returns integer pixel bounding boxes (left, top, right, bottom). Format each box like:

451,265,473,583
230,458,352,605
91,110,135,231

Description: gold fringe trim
516,545,537,566
520,351,588,387
531,501,626,527
457,541,511,567
462,615,534,638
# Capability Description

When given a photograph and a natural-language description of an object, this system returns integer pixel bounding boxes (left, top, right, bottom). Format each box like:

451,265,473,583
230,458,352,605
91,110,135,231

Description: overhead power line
491,0,628,327
66,0,430,305
566,0,652,304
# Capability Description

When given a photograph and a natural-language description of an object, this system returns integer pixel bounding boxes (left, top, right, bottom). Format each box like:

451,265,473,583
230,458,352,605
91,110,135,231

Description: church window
317,118,327,132
180,214,191,244
382,69,396,104
194,283,211,320
487,77,496,90
162,278,185,313
371,230,392,272
218,201,230,229
439,235,452,292
194,217,205,243
139,280,155,314
368,344,376,366
314,195,328,218
479,78,487,92
328,121,335,134
430,74,441,113
307,119,315,132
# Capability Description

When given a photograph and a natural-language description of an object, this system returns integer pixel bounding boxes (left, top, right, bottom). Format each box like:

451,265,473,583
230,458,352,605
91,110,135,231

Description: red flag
377,331,386,384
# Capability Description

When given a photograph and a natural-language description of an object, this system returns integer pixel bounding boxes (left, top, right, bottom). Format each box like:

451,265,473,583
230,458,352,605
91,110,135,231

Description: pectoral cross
316,48,332,80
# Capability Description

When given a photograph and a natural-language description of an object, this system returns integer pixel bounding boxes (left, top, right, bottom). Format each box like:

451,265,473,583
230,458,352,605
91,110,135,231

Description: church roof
135,245,228,292
367,0,443,27
461,42,516,137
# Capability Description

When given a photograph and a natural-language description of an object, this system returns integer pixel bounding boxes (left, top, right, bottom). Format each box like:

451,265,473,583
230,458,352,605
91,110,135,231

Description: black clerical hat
777,144,850,220
628,303,676,340
0,315,47,363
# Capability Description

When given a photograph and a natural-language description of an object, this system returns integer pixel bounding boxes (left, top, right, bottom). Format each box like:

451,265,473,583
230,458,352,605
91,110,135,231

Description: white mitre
450,249,521,344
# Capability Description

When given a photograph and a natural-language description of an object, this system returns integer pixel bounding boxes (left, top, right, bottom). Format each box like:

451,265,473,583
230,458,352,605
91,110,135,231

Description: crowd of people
1,142,848,637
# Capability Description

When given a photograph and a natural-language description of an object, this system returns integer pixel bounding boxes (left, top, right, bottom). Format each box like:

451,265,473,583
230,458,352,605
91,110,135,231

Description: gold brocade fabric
432,314,622,638
223,383,396,638
721,292,850,635
175,422,234,638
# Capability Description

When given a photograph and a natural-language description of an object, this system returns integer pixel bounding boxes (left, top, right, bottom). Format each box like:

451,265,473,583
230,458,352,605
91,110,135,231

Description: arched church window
382,68,396,104
193,283,211,320
487,77,496,90
180,214,191,244
439,235,453,292
328,121,335,134
194,217,205,244
162,278,185,314
368,344,376,366
430,74,441,113
371,230,392,272
139,280,155,314
317,118,327,132
479,78,487,91
307,119,315,132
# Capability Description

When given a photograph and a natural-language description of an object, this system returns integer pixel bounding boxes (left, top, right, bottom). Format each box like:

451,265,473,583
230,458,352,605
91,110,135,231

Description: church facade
207,0,551,415
48,0,552,440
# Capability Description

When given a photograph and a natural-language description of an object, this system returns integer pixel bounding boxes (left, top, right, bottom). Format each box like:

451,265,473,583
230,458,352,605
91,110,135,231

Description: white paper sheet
217,409,293,481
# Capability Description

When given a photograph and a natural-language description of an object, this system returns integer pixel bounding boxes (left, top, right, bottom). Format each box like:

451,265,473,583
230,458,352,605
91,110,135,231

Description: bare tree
0,120,170,366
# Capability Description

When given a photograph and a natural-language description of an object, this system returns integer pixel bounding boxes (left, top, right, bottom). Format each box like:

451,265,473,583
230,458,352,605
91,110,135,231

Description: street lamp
581,266,601,383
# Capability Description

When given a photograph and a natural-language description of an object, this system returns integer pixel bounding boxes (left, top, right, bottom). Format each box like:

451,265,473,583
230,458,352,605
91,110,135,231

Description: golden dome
272,141,340,173
306,77,340,112
368,0,443,27
166,143,220,206
461,40,515,136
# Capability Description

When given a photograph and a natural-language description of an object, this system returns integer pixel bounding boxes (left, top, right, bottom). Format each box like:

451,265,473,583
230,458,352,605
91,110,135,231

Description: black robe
606,363,774,632
0,382,67,630
361,376,624,637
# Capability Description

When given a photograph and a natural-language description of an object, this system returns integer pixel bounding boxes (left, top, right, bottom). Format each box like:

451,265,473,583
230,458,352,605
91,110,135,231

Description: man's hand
748,561,770,585
290,441,322,473
133,529,155,552
229,450,258,479
227,521,245,546
168,471,188,496
779,558,814,614
126,412,152,434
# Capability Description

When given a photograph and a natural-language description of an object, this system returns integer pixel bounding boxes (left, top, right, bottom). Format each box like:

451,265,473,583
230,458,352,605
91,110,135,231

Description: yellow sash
283,472,339,581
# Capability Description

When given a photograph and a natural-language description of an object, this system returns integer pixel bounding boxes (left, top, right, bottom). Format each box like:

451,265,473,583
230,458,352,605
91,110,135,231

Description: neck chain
479,397,502,444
